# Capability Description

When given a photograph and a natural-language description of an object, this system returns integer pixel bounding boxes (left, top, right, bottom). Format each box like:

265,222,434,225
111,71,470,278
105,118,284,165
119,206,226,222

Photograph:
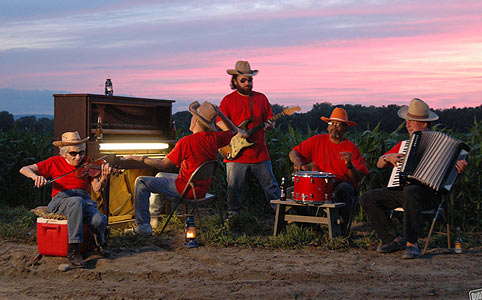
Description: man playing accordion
360,98,468,259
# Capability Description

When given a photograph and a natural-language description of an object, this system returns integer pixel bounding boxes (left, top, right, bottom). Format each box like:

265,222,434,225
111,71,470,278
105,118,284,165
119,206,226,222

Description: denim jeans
48,189,107,244
148,172,179,217
226,161,280,212
134,174,180,226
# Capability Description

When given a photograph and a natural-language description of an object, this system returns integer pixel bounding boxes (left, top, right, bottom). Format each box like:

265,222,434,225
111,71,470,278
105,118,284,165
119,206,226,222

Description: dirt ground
1,227,481,300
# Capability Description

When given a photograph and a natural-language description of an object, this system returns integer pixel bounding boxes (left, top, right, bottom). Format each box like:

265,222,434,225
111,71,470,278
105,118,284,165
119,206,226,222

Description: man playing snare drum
289,107,368,235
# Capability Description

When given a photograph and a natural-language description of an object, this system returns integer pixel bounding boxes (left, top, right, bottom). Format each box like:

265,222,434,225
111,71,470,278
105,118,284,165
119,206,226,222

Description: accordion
400,131,469,192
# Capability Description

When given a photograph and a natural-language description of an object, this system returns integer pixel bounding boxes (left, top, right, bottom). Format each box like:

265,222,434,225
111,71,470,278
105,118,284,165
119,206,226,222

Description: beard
236,84,252,96
328,128,343,141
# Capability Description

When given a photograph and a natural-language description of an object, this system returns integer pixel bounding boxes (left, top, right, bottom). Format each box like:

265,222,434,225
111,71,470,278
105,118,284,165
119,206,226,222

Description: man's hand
455,160,468,174
264,120,275,130
385,153,404,166
34,175,47,188
99,163,112,182
340,152,352,165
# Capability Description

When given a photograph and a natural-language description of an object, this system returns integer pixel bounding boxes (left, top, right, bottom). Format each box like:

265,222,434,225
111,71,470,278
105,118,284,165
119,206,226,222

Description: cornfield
1,119,480,231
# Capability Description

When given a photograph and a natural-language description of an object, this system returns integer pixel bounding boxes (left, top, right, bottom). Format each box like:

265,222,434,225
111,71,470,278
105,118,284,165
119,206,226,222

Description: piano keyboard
387,140,409,188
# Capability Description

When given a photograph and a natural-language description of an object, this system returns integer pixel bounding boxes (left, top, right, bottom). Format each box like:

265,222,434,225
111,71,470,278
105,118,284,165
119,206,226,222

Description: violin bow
45,155,107,185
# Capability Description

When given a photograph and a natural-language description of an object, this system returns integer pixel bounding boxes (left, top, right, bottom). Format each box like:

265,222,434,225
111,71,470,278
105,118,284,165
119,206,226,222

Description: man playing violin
19,131,111,267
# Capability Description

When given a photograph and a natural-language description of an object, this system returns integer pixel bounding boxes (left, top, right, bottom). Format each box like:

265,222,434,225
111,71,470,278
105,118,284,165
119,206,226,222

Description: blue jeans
48,189,107,244
226,161,280,212
134,174,180,226
148,172,179,217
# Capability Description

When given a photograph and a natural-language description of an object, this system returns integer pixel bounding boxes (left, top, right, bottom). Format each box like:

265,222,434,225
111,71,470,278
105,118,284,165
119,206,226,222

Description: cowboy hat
226,60,258,76
189,101,218,132
397,98,439,121
53,131,89,147
321,107,357,127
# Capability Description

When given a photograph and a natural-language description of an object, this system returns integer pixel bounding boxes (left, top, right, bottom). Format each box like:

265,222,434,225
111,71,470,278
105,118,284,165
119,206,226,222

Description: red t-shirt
385,141,402,156
292,134,369,186
217,91,274,163
36,156,90,197
167,131,233,198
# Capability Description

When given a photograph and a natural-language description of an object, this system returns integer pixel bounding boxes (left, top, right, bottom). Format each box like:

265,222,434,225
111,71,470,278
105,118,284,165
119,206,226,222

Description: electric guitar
219,106,301,160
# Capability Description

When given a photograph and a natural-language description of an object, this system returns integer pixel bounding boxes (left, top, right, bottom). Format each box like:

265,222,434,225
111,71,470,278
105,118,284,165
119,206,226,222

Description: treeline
2,103,480,135
174,102,482,133
0,111,53,134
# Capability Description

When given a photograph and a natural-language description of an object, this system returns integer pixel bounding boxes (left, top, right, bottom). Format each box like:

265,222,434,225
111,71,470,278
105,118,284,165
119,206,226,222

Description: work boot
67,243,86,268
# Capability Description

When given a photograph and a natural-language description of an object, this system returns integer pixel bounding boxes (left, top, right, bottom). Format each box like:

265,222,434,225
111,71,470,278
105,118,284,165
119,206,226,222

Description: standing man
217,60,280,218
289,107,369,234
126,101,240,235
19,131,111,267
360,98,468,259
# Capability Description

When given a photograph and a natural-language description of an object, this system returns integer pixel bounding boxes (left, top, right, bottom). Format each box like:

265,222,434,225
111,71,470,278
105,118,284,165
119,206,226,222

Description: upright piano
53,94,177,226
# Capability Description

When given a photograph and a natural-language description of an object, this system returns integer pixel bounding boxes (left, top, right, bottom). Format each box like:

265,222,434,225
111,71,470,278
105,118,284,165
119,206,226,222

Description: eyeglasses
68,150,85,157
327,122,346,128
239,78,253,83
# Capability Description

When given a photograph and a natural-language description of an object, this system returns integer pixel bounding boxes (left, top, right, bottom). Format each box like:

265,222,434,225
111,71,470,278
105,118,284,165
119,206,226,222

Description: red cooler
36,217,92,256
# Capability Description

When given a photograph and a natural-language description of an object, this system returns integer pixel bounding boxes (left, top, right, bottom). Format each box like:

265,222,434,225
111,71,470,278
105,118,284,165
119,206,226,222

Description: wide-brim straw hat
321,107,357,127
53,131,89,147
398,98,439,121
226,60,258,76
189,101,218,132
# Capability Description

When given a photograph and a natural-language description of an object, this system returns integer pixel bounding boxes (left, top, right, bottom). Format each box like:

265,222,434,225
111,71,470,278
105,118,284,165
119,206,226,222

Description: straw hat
321,107,357,127
226,60,258,76
52,131,89,147
397,98,439,121
189,101,218,131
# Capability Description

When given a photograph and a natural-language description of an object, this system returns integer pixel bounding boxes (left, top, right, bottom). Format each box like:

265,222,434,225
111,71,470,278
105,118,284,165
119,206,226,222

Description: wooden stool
271,199,345,239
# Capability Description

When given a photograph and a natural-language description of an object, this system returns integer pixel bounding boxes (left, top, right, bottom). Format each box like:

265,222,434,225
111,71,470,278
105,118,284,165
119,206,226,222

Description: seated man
360,98,468,259
126,101,242,235
289,107,369,234
19,131,112,267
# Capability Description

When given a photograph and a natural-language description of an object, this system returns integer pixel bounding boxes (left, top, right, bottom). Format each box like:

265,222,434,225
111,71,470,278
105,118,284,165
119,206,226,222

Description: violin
45,156,122,185
74,156,123,179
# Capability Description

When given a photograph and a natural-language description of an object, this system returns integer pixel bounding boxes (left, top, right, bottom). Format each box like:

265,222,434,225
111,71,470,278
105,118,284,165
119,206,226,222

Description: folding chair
391,193,451,255
159,160,221,235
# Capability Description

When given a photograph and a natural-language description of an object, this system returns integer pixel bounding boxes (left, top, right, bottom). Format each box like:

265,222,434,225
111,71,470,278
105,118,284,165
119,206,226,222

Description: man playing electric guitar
216,60,280,218
219,106,300,160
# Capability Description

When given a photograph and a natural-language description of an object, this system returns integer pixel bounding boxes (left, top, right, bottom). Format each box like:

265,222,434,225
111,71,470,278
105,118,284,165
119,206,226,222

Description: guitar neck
247,111,286,135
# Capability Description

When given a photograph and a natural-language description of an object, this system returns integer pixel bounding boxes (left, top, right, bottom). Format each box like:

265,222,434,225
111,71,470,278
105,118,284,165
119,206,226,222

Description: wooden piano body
53,94,176,227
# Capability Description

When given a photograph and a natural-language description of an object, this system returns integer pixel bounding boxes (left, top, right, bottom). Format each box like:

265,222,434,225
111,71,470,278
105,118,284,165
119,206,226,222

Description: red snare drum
292,171,335,204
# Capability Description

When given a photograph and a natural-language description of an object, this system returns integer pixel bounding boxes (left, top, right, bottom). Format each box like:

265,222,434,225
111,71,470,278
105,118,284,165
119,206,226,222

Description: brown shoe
67,243,85,268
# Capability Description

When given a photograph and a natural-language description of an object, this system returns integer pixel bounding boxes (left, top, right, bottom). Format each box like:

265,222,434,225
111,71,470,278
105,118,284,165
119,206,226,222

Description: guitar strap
249,94,253,122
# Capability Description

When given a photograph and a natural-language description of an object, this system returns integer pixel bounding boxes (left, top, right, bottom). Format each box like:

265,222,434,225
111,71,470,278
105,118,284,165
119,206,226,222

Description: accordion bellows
400,131,469,192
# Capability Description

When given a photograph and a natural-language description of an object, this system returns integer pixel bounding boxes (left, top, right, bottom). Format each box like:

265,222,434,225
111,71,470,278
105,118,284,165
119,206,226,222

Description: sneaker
226,210,239,220
224,210,239,229
377,238,406,253
67,243,86,268
402,246,421,259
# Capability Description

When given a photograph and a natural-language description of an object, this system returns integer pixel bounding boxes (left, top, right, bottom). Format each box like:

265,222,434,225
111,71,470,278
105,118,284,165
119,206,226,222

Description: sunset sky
1,0,481,114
